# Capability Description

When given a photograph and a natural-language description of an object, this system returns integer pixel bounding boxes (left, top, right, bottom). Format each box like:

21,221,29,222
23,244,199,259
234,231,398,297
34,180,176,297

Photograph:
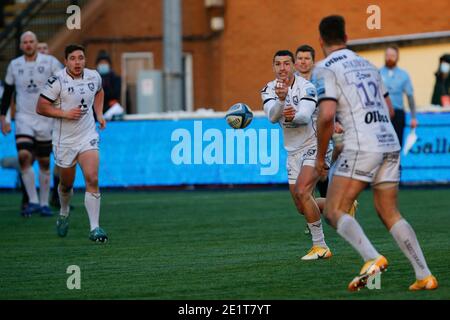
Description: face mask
440,62,450,74
97,63,110,75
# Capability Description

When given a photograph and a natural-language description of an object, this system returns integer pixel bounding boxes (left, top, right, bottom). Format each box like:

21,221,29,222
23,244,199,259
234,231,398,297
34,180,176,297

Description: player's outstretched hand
64,107,82,120
275,78,289,101
97,116,106,130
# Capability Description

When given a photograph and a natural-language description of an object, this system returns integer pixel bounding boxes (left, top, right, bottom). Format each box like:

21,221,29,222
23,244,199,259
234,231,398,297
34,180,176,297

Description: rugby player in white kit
36,44,108,242
261,50,333,260
315,15,437,291
0,31,62,217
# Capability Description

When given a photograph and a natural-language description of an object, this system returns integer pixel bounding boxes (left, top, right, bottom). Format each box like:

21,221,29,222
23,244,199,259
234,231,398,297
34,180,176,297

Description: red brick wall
219,0,450,111
51,0,450,111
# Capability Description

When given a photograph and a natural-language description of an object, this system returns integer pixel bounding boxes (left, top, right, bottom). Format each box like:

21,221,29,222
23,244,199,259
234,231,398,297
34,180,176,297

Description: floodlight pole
163,0,183,111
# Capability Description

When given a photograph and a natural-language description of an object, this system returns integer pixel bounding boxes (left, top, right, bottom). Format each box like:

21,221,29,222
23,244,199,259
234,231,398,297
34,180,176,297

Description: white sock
39,170,51,206
337,214,380,261
85,192,101,231
307,219,327,247
390,219,431,280
58,185,73,217
21,167,39,204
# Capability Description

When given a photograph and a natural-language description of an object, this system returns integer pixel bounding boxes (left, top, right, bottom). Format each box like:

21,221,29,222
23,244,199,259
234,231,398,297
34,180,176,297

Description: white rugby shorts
53,136,99,168
15,112,53,141
287,143,333,185
333,149,400,185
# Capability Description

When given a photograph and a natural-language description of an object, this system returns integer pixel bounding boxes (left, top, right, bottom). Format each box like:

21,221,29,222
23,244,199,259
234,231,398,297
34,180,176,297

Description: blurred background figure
95,50,123,120
431,54,450,107
380,46,418,147
37,42,49,55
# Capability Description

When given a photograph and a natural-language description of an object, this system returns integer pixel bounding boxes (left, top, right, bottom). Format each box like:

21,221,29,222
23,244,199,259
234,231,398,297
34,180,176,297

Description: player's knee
323,207,339,226
294,185,311,204
59,183,73,193
17,151,33,168
38,157,50,171
85,174,98,188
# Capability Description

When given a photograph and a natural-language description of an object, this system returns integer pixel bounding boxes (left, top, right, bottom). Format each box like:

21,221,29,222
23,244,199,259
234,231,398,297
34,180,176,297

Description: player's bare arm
94,88,106,130
36,96,82,120
316,100,336,177
0,115,11,135
384,96,395,119
0,83,14,135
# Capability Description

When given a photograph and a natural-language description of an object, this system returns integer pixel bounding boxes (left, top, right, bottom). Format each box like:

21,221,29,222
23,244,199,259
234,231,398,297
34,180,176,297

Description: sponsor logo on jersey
293,96,299,105
325,54,347,67
338,159,350,173
90,139,98,147
356,71,370,80
306,148,316,157
364,111,389,124
315,78,325,96
79,98,88,115
68,87,75,94
26,79,39,93
88,83,95,92
38,66,45,74
306,87,316,97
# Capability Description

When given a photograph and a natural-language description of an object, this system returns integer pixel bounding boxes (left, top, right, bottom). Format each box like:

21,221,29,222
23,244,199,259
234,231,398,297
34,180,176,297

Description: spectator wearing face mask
95,50,124,120
431,54,450,107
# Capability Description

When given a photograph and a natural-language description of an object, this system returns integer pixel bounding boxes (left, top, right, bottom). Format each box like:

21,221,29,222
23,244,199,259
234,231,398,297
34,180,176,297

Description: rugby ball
225,103,253,129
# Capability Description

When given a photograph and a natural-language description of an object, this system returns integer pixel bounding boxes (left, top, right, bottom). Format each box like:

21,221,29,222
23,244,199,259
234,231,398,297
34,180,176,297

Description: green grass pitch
0,188,448,300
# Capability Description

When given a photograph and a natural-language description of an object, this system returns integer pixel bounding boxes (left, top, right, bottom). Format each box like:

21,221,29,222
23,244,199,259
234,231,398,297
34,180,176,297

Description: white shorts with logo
333,149,400,185
287,143,333,184
15,112,53,141
53,136,99,168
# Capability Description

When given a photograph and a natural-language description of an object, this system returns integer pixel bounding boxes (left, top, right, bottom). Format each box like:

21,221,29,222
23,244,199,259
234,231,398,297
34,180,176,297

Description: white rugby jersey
40,68,102,147
5,53,62,116
261,74,318,152
313,48,400,153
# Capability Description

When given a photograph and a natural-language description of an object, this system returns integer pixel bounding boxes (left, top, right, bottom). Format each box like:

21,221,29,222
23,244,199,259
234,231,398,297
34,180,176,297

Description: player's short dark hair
65,44,85,59
273,50,295,63
295,45,315,62
319,15,346,45
386,45,399,53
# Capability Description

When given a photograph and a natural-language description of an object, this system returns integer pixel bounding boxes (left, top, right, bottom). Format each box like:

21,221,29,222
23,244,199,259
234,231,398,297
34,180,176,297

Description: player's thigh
326,175,366,216
373,183,402,229
77,149,99,180
15,135,35,164
286,150,301,185
372,152,402,228
295,164,319,195
35,140,52,169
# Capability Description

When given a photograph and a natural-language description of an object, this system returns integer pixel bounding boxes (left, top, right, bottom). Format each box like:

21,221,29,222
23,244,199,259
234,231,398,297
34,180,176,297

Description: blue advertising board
1,111,449,188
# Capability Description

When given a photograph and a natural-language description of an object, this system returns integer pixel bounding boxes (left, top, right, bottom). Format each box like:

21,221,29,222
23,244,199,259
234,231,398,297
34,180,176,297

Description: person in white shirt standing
261,50,333,260
314,15,437,291
36,44,108,243
0,31,62,217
